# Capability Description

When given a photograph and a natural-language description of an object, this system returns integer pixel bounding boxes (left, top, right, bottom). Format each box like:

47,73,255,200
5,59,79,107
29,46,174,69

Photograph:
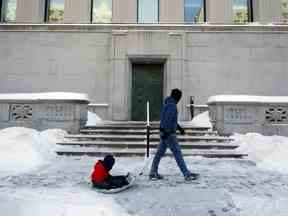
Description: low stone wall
207,95,288,136
194,105,209,116
87,103,109,120
0,93,90,134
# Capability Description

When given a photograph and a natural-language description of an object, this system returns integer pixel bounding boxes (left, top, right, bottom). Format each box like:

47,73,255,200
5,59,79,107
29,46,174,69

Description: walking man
149,88,198,181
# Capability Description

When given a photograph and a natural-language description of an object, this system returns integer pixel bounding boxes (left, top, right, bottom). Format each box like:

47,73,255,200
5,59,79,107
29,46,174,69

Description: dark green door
131,64,163,121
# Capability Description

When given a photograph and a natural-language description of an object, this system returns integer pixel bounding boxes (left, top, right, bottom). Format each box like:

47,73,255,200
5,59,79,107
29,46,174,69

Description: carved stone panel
0,104,9,121
224,106,253,123
10,104,33,121
265,107,288,124
44,104,74,121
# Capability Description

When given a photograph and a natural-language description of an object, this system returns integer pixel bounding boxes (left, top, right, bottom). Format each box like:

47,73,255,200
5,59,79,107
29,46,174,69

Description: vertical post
146,101,150,158
190,96,194,120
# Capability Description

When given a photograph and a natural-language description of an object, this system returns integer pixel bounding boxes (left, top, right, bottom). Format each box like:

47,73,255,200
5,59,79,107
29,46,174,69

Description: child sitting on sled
91,154,130,189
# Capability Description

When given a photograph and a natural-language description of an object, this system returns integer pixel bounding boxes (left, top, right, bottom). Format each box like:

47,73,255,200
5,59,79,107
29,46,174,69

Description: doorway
131,63,164,121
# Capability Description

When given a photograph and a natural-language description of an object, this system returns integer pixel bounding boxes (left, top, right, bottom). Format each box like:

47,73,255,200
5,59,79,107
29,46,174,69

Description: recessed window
0,0,2,21
283,0,288,23
47,0,64,23
233,0,250,24
92,0,112,23
2,0,16,22
184,0,205,23
137,0,159,23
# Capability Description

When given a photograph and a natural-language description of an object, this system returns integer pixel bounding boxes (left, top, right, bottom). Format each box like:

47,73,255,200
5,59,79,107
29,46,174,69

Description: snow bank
0,127,67,175
0,188,130,216
86,111,103,126
189,111,212,128
233,133,288,173
0,92,89,101
208,95,288,104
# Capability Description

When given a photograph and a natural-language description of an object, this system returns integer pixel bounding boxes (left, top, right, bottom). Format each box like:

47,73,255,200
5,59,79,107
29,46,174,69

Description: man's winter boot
149,173,164,181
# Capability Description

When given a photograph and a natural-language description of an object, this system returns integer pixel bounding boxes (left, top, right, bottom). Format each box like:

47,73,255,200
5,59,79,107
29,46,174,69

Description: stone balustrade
186,104,209,120
0,93,90,134
87,103,109,120
207,95,288,136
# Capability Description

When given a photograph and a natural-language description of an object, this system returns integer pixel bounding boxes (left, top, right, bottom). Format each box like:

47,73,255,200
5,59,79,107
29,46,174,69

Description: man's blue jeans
150,132,191,177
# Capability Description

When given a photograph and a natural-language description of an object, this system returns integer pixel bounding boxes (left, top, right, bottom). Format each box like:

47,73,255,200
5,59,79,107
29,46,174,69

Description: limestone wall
185,31,288,105
0,31,111,104
0,25,288,121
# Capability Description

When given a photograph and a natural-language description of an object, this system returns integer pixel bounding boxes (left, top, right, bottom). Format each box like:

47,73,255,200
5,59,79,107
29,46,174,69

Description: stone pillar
167,32,187,120
206,0,233,24
64,0,91,23
110,31,129,120
252,0,282,23
159,0,184,23
16,0,46,23
112,0,137,23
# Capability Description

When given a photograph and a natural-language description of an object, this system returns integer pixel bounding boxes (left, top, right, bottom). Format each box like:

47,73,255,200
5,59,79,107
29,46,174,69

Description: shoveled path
0,156,288,216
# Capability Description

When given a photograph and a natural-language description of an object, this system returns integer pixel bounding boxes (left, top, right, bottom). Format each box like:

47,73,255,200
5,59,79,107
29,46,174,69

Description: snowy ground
1,127,288,216
1,156,288,216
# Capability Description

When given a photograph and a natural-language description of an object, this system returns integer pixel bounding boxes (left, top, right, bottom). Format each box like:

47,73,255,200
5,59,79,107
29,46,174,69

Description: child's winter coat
91,160,110,183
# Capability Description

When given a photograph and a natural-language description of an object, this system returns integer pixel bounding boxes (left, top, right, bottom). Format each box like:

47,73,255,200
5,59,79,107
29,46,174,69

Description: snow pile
0,127,67,175
0,92,89,101
0,189,130,216
233,133,288,173
208,95,288,104
86,111,103,126
189,111,212,128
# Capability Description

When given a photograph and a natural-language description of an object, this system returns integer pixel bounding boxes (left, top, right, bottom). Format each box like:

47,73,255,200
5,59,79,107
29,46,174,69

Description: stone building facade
0,0,287,121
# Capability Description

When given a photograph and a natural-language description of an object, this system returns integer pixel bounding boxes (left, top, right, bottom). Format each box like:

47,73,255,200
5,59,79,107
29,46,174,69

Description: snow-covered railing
186,96,209,120
186,104,209,120
0,92,90,134
87,103,109,120
207,95,288,136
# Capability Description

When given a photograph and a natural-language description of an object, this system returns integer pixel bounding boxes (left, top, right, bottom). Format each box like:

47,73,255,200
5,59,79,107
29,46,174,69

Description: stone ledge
0,23,288,33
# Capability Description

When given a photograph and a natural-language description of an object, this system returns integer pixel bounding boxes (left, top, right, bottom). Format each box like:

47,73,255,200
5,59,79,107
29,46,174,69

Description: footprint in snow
208,209,217,216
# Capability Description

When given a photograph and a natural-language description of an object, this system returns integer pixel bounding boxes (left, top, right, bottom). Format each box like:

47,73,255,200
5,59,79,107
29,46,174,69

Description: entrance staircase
56,122,247,158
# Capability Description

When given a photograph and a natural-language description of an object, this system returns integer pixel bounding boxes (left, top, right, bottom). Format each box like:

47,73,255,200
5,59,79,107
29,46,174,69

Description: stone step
100,121,160,125
64,134,233,142
96,121,209,127
55,147,247,158
57,141,239,150
79,129,217,136
83,125,211,131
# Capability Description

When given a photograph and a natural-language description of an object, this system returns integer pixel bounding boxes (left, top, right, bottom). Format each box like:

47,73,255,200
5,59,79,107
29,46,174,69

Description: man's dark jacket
160,96,178,133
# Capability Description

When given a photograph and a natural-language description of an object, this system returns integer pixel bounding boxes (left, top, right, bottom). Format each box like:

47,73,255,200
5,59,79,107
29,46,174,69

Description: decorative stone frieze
44,104,74,121
224,106,253,123
10,104,33,121
208,95,288,136
0,93,90,134
265,107,288,124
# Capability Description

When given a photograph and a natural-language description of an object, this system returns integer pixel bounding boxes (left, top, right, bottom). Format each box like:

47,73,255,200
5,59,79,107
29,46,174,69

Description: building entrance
131,63,164,121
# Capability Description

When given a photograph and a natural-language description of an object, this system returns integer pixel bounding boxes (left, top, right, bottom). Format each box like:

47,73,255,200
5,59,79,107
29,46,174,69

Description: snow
207,95,288,104
233,133,288,173
190,111,213,128
1,127,288,215
85,111,103,126
0,127,67,175
0,188,130,216
0,92,89,101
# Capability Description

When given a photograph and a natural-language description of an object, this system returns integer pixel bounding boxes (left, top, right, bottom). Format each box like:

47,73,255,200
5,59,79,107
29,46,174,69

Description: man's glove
177,124,185,135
